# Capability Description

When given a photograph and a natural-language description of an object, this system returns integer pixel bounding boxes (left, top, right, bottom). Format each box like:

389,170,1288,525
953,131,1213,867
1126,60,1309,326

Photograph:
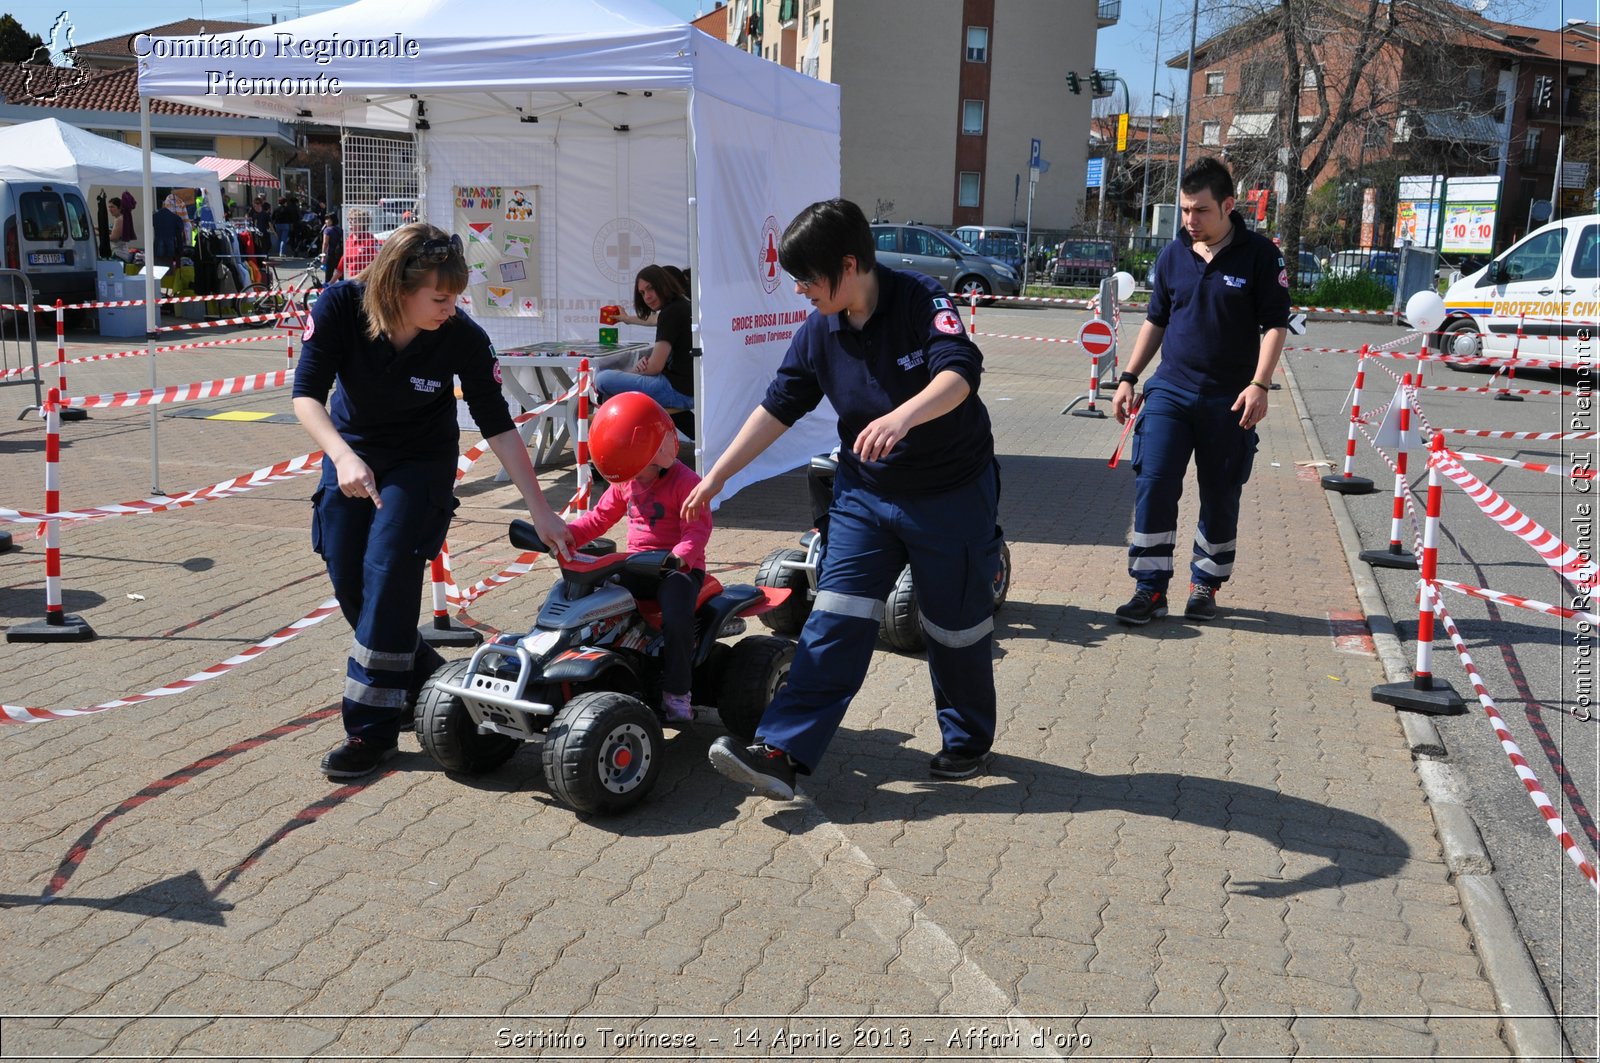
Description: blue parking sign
1086,157,1103,188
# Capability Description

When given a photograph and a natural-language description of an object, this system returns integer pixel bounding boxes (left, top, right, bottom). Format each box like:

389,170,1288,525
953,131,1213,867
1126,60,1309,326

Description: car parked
1327,249,1399,291
870,223,1020,303
1050,238,1116,287
1293,250,1324,288
950,225,1027,275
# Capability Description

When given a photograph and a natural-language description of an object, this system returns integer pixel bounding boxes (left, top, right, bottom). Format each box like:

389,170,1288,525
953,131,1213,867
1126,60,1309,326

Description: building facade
718,0,1108,230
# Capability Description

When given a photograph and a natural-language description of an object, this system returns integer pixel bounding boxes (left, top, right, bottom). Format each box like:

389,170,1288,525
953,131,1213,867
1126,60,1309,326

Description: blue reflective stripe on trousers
757,460,999,773
1128,381,1257,591
312,458,454,741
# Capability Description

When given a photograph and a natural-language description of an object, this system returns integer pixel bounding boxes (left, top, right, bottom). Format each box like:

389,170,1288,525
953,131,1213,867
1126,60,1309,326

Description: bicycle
238,257,324,327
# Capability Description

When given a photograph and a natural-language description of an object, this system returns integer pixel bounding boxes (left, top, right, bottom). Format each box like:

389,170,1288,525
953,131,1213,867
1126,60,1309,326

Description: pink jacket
567,461,712,570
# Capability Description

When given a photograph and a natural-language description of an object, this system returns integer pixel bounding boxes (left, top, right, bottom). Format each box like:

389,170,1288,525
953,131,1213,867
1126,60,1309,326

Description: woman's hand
681,474,722,522
853,411,913,463
333,452,381,509
530,508,575,558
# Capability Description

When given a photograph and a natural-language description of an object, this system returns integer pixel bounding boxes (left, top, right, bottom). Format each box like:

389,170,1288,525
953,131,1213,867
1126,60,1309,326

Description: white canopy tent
137,0,841,501
0,117,224,234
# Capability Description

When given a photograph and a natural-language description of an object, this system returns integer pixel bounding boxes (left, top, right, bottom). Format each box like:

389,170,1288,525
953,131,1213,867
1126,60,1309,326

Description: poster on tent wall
452,185,543,317
691,88,841,503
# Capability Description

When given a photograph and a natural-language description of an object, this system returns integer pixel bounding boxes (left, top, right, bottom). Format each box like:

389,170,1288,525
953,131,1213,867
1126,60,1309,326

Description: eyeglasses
788,273,819,290
407,233,463,267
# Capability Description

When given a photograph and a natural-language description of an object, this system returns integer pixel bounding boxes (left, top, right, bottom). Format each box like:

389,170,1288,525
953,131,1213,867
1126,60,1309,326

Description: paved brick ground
0,315,1510,1059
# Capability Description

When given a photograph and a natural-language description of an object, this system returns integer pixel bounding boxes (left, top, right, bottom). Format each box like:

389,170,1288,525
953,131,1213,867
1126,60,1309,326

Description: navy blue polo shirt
291,281,514,470
761,265,993,496
1145,210,1291,395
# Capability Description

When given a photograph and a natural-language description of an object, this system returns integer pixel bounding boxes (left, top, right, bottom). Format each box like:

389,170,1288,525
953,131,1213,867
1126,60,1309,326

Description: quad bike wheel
415,659,521,774
716,635,795,743
879,539,1014,653
542,690,663,814
753,546,813,635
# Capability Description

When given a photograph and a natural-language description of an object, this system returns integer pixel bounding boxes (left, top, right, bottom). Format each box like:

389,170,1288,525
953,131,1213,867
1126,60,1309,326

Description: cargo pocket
1234,427,1260,488
414,477,460,560
309,485,328,556
1129,413,1148,475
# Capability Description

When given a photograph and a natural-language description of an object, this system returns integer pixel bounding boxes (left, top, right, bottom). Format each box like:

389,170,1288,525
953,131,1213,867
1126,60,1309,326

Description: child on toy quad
566,394,710,724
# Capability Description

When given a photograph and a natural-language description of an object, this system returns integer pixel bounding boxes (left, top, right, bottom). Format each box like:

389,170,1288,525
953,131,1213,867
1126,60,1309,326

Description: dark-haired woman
595,263,694,411
292,223,573,779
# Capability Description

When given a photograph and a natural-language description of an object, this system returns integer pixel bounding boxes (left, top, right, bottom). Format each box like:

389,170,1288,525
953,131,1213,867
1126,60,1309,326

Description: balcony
1097,0,1120,27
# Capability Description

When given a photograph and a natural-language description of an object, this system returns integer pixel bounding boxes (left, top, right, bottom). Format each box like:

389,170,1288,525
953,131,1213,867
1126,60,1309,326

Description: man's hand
1232,384,1268,429
1112,382,1139,425
853,411,912,463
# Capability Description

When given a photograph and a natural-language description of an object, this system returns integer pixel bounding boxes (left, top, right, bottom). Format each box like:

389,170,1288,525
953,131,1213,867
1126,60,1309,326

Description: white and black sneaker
708,736,797,800
1114,587,1168,625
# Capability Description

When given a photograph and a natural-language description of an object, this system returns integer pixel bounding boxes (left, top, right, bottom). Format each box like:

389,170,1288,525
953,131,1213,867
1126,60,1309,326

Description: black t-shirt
654,297,694,398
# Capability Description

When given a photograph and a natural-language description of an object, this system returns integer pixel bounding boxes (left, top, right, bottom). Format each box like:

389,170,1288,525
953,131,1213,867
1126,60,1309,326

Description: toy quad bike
415,519,794,814
755,451,1012,652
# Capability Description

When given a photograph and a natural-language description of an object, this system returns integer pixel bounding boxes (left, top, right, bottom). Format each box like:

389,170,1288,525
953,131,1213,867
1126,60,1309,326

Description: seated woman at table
596,264,694,413
292,222,575,781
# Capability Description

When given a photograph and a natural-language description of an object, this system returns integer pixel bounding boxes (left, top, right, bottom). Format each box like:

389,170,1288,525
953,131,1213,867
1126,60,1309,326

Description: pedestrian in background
684,197,1001,801
1110,157,1289,625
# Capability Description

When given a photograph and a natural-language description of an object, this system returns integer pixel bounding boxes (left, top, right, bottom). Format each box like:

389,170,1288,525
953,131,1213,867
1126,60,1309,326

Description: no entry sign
1078,318,1116,357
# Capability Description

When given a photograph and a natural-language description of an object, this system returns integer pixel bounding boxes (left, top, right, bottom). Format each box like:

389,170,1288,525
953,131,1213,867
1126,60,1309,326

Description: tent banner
692,88,839,503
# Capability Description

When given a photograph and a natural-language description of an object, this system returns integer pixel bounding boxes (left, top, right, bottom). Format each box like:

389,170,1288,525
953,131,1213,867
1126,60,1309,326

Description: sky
6,0,1590,112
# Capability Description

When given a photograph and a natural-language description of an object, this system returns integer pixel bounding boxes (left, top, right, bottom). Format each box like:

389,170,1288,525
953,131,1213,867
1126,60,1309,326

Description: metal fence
341,133,420,233
0,269,43,415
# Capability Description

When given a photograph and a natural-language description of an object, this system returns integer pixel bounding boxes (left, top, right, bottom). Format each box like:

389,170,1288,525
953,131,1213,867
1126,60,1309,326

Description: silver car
870,224,1021,303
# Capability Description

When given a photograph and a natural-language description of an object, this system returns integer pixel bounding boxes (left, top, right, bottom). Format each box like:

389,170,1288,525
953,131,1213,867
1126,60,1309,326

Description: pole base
1492,392,1524,402
58,407,89,422
419,616,483,647
1372,679,1466,715
1322,474,1376,494
1071,408,1107,419
1360,547,1417,570
0,529,11,553
7,613,96,642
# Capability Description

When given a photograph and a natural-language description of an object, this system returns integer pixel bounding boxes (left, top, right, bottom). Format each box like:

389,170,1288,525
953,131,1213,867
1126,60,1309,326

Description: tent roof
195,157,280,187
0,117,223,205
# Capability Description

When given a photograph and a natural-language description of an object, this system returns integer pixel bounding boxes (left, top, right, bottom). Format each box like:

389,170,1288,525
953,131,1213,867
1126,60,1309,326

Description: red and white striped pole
574,358,593,514
966,290,978,334
53,300,87,422
6,389,95,642
1415,325,1430,389
1322,344,1376,494
1372,431,1464,714
1494,314,1524,402
1362,372,1418,569
418,539,480,647
286,334,295,375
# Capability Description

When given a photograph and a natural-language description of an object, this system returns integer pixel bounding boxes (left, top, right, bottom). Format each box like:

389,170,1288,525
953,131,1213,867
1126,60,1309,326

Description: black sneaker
930,749,989,779
1184,583,1219,622
707,736,797,800
319,736,397,780
1114,587,1168,625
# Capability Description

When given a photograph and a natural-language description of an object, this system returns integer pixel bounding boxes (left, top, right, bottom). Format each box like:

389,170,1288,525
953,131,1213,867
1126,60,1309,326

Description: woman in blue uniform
682,198,1001,801
293,223,574,779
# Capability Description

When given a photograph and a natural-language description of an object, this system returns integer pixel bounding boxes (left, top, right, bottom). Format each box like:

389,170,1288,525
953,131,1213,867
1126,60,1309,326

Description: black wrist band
1118,372,1139,386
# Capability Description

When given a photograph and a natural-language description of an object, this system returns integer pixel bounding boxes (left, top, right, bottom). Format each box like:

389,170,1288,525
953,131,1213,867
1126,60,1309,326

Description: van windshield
20,192,75,242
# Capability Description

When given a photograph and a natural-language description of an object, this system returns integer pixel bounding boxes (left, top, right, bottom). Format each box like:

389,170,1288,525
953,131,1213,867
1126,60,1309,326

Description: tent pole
685,84,704,476
141,95,162,494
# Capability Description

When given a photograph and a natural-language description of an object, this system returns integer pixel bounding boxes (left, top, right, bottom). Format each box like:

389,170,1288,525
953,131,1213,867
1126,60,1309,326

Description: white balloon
1113,271,1136,302
1406,289,1446,332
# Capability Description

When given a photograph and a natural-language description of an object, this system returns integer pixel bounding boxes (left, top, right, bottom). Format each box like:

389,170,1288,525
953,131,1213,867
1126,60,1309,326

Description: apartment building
717,0,1108,230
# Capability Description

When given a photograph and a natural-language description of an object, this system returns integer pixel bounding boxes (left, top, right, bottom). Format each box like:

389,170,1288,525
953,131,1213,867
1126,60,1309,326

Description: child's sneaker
662,691,693,724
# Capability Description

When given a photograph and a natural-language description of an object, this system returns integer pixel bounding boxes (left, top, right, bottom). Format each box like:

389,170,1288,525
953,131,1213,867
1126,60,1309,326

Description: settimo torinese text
132,32,422,96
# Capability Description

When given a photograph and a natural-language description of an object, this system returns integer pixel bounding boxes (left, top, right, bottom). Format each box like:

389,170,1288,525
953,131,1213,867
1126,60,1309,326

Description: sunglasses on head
408,233,463,267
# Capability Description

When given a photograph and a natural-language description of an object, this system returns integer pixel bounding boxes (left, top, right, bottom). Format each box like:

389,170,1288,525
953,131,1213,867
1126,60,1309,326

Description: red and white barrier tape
987,294,1098,308
1439,428,1599,442
0,289,309,312
1290,305,1398,317
1430,595,1599,892
155,312,284,332
1,451,323,527
1,599,342,724
60,370,288,410
0,332,293,381
1432,450,1597,588
970,331,1082,346
1417,384,1579,397
1453,451,1596,479
1432,577,1599,625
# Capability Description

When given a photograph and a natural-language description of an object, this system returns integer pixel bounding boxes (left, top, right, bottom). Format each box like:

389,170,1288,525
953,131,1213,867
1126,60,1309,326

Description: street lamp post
1174,0,1201,218
1140,0,1166,236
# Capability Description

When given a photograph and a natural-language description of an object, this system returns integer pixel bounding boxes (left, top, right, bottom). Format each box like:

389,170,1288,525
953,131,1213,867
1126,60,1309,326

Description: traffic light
1090,69,1106,95
1533,75,1553,112
1066,71,1081,94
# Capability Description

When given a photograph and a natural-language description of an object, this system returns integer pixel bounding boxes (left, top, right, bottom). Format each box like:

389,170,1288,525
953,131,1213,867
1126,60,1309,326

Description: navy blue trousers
1127,381,1258,592
311,457,457,742
757,461,1000,774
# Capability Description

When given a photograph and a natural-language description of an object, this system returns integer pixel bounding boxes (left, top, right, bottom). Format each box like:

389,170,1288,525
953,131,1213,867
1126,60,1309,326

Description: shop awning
194,157,280,187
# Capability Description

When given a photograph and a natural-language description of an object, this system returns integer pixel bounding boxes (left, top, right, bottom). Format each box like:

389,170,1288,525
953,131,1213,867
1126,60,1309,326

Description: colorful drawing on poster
487,285,516,310
468,261,489,285
468,221,494,247
504,188,535,222
498,259,527,283
457,292,474,315
503,231,533,259
454,186,501,210
520,298,539,316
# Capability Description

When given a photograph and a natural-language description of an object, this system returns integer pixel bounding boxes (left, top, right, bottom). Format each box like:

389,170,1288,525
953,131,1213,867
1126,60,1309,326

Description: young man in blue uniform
1110,157,1290,624
682,198,1002,801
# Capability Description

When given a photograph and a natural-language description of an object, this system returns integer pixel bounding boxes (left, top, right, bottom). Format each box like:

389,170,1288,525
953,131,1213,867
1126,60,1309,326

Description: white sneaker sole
708,743,795,801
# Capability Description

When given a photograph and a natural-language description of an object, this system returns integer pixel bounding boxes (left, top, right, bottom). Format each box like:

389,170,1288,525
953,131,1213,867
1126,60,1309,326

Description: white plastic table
495,341,649,471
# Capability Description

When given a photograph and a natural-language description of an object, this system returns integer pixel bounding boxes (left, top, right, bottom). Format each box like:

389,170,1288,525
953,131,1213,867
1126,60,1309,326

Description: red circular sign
1078,318,1116,357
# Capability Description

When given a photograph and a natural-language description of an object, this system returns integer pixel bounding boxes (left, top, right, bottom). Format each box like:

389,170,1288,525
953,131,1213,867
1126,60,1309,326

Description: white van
1438,214,1600,368
0,179,97,309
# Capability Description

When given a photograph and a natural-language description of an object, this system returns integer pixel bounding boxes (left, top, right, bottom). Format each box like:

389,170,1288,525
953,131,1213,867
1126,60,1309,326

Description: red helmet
589,392,675,482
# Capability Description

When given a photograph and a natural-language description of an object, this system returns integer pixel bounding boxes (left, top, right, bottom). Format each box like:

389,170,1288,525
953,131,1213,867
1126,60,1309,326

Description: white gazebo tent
136,0,841,500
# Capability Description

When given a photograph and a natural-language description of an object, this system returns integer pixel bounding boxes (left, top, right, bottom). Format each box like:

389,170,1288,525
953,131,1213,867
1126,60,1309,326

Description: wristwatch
1118,372,1139,386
